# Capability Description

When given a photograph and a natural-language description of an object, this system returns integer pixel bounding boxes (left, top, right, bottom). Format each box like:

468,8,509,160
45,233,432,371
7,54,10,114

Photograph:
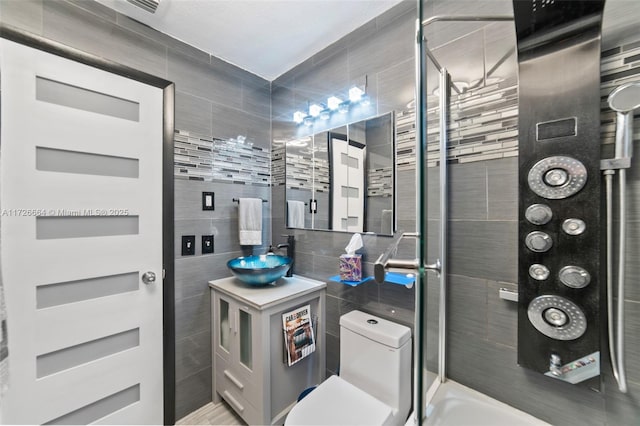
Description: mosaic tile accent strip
395,77,520,169
368,167,393,197
284,152,330,192
397,39,640,169
396,110,417,171
271,144,286,187
174,130,270,186
314,158,330,193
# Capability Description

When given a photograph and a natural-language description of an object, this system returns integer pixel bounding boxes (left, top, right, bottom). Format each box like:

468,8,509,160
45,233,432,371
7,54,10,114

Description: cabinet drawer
215,342,258,386
215,354,261,408
216,372,263,426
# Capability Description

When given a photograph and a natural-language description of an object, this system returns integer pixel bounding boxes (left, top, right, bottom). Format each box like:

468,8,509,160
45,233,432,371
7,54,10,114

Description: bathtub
421,380,550,426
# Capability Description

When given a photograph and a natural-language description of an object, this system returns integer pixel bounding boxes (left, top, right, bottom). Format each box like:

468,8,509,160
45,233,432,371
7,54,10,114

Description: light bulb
349,86,364,102
309,103,323,117
293,111,305,124
327,96,342,110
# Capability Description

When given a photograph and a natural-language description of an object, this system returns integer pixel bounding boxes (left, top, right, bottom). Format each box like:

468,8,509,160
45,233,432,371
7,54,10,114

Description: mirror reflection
285,112,395,235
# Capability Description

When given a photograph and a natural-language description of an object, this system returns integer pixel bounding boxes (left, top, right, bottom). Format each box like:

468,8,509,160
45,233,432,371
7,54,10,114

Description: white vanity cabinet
209,275,326,425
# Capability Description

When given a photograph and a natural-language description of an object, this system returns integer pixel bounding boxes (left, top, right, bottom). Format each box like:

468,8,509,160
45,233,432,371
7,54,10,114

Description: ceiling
95,0,405,81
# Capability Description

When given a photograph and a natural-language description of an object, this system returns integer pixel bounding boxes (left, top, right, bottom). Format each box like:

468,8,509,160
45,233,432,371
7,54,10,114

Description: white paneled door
331,137,365,232
0,39,164,424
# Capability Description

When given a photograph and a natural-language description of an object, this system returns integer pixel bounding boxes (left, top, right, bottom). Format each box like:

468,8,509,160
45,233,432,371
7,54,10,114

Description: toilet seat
284,375,394,426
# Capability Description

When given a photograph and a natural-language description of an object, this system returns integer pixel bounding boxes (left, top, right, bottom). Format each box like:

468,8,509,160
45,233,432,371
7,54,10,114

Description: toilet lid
285,375,394,426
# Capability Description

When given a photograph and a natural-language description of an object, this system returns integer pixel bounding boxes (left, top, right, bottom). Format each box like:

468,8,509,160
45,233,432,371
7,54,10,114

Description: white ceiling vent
126,0,160,14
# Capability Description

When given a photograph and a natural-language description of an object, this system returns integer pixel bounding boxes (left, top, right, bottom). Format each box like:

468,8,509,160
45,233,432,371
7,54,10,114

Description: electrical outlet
202,192,215,211
181,235,195,256
202,235,214,254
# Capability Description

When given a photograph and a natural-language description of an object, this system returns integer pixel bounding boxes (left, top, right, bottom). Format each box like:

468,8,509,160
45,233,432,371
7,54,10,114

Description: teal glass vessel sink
227,255,292,286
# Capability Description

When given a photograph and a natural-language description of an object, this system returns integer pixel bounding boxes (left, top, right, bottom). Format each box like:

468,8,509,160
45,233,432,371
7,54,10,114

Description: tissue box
339,254,362,282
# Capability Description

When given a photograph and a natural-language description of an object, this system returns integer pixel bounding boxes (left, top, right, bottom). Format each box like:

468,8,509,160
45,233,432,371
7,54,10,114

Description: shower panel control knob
544,308,568,327
562,218,586,235
525,204,553,225
559,266,591,288
544,168,569,187
525,231,553,252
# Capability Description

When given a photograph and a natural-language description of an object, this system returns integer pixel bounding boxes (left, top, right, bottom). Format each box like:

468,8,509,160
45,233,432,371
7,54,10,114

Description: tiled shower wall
422,8,640,426
0,0,271,419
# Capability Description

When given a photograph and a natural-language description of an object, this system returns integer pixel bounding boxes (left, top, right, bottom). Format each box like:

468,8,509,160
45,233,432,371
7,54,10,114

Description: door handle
142,271,157,285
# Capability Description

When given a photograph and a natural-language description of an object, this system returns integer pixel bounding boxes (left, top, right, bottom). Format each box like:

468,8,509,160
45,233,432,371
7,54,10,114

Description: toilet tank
339,311,411,422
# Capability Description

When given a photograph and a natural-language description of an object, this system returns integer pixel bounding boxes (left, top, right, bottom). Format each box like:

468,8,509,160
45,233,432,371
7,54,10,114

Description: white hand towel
238,198,263,245
287,200,306,228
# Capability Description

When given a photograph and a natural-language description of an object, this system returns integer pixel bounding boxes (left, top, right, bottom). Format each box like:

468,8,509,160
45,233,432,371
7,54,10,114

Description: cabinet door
234,304,261,386
214,293,233,364
238,307,253,370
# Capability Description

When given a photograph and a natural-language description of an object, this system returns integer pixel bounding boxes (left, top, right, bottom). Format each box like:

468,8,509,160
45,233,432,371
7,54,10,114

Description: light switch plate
181,235,195,256
202,235,214,254
202,192,215,211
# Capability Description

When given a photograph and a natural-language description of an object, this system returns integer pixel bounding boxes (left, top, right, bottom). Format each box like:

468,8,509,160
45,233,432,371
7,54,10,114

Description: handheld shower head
608,82,640,112
608,82,640,160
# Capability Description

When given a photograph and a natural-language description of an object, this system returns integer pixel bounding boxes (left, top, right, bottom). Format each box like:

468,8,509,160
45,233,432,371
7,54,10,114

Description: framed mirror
285,111,395,235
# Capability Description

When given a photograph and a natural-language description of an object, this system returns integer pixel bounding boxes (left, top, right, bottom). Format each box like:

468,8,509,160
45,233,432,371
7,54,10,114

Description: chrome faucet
275,235,295,277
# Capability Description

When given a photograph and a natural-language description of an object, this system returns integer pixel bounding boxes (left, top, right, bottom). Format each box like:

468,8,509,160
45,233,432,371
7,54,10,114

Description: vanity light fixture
293,85,370,125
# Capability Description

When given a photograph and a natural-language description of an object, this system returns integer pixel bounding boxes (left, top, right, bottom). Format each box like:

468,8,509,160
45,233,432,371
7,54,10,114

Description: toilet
285,310,412,426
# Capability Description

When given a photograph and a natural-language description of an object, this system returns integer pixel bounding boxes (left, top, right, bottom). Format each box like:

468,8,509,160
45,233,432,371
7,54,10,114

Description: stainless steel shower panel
513,0,605,387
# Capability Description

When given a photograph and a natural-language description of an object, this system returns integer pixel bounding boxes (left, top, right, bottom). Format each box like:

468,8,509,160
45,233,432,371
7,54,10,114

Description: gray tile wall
0,0,271,420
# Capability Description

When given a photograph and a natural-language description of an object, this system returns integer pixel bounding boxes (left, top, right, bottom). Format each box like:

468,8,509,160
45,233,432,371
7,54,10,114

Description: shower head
608,82,640,160
608,82,640,113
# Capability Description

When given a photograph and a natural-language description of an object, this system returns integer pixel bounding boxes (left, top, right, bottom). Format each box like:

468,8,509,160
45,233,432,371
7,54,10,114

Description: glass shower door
415,1,516,421
415,0,449,418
